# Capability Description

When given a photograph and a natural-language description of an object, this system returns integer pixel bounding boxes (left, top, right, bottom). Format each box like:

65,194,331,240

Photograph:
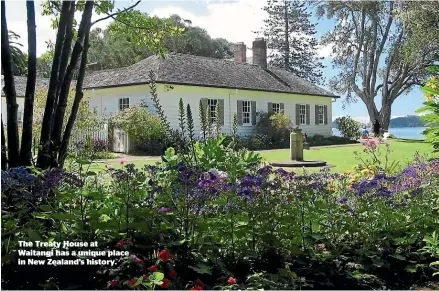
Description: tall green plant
199,100,207,140
417,56,439,151
149,71,172,138
186,104,195,143
178,98,186,137
215,102,221,136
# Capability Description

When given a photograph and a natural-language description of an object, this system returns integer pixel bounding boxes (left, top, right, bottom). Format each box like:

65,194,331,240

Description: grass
259,139,438,173
86,139,438,174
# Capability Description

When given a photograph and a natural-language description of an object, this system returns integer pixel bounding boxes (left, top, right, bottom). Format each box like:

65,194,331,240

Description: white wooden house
2,38,338,153
82,38,338,152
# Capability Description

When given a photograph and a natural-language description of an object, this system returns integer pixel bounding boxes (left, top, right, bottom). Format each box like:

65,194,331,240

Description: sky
4,0,426,123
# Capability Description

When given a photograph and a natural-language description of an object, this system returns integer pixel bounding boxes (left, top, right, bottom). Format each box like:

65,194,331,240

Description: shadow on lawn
391,138,426,144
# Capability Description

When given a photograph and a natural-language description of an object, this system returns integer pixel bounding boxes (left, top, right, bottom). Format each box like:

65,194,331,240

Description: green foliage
256,111,293,148
112,106,166,155
199,100,208,140
108,11,184,59
8,31,27,76
186,104,195,143
417,56,439,151
336,116,361,141
261,0,325,84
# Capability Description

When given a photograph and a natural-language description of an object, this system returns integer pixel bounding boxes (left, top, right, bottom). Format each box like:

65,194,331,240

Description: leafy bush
417,56,439,151
2,142,439,289
306,134,358,146
336,116,361,141
256,112,293,148
112,106,167,155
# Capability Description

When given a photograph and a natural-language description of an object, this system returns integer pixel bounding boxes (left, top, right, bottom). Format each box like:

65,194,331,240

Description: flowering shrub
2,140,439,289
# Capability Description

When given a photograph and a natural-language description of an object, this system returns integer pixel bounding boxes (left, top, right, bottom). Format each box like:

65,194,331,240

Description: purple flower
158,207,172,213
338,196,348,204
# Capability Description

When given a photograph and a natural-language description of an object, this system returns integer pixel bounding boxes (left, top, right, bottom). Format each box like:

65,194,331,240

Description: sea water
332,127,427,139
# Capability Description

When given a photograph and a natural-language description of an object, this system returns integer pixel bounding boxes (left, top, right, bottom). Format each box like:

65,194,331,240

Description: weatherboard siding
84,84,333,138
1,97,25,124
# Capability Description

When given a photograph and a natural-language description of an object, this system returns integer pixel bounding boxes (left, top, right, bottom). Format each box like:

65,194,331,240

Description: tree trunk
59,25,92,167
1,0,20,168
36,1,74,169
2,118,7,170
50,0,93,167
379,103,392,131
54,1,76,111
19,0,37,166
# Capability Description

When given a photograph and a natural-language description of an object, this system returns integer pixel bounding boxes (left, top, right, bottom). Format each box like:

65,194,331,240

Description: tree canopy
261,0,325,85
318,1,439,129
1,0,180,169
85,13,233,71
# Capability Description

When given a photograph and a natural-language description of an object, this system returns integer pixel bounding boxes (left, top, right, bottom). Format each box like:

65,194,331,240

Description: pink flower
120,159,125,165
116,240,124,248
227,277,237,284
109,280,118,286
105,164,113,169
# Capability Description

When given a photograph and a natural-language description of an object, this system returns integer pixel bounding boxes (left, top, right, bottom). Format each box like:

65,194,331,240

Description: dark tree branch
37,0,73,169
19,0,37,166
54,1,76,110
1,118,7,170
1,0,20,168
50,0,94,167
91,0,141,26
371,2,393,96
59,24,91,167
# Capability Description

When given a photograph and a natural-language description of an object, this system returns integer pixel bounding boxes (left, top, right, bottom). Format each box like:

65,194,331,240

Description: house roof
83,53,338,98
1,75,50,97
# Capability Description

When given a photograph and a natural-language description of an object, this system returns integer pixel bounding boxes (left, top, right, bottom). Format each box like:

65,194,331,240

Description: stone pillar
290,130,304,161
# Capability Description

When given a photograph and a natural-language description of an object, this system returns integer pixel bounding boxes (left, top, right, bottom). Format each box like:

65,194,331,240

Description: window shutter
324,105,328,125
306,104,310,125
280,103,284,114
219,99,225,125
315,105,319,125
268,102,273,113
295,104,300,125
251,101,257,125
237,100,243,126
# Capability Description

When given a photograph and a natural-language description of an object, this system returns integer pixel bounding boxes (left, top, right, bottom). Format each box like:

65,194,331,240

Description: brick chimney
234,42,246,64
252,37,267,69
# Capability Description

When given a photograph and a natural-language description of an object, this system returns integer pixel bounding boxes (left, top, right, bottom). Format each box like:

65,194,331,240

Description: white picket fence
70,123,109,146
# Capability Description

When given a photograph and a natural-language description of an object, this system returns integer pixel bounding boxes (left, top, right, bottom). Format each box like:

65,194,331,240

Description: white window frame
119,98,130,111
299,104,307,125
272,103,281,114
207,99,218,124
318,105,325,125
242,101,252,126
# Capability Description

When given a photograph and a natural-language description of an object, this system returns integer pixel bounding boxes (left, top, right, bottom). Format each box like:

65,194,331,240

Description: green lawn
87,139,437,173
259,139,438,172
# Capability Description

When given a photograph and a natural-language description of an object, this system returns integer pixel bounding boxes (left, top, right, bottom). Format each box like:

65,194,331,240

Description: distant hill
333,115,426,129
389,115,425,128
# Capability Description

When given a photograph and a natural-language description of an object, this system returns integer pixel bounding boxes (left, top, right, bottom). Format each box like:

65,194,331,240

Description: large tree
85,13,232,71
318,1,439,129
261,0,325,84
1,0,180,170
